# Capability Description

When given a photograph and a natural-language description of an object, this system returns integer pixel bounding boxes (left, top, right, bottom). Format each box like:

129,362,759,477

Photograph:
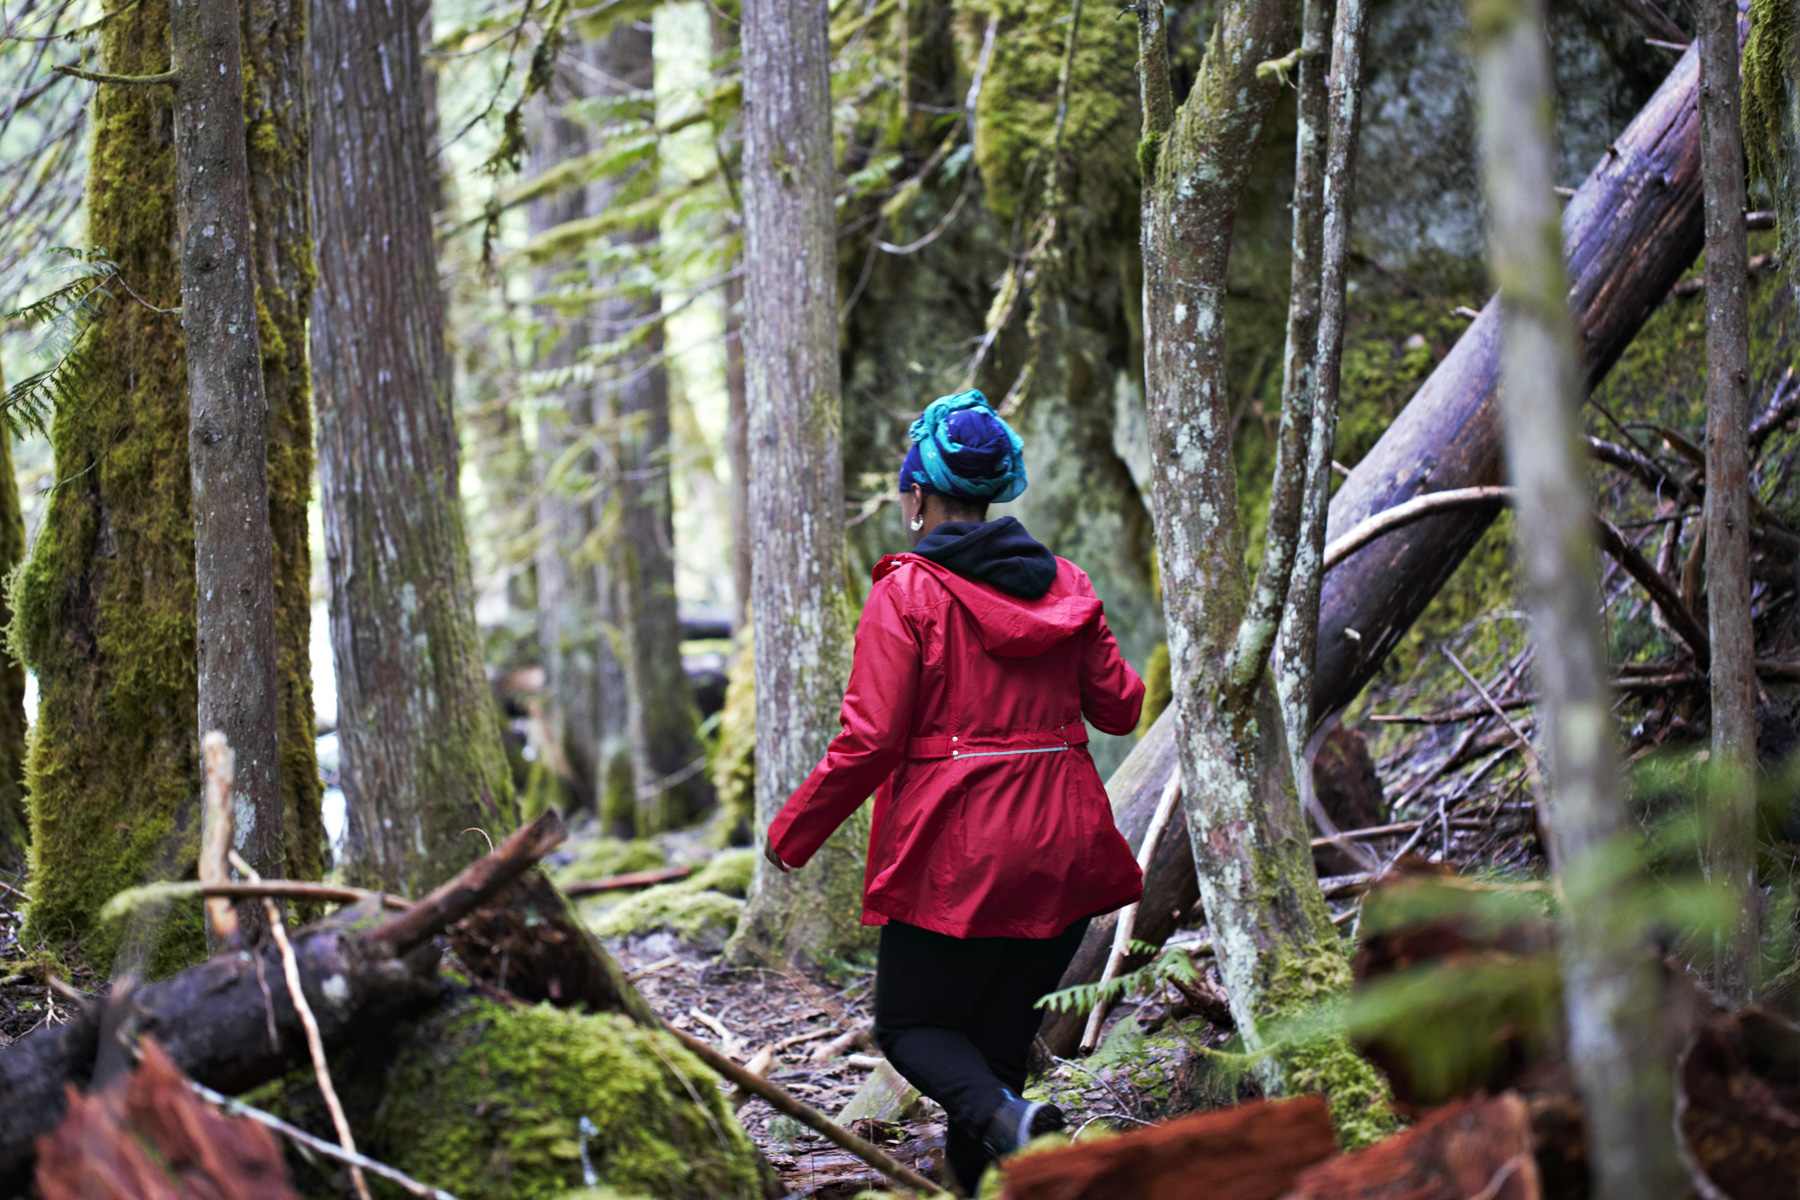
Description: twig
52,63,178,87
1322,487,1515,571
231,850,371,1200
1442,648,1545,801
199,732,240,945
1308,818,1487,847
190,1080,460,1200
1593,517,1710,665
100,879,411,922
1082,768,1182,1051
663,1022,949,1197
563,865,694,897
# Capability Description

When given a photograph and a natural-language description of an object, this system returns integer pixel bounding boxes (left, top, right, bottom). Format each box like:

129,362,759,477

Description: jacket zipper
952,745,1069,760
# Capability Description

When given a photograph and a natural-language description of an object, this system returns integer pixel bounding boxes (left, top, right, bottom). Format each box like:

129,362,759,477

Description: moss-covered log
308,0,518,895
18,0,204,973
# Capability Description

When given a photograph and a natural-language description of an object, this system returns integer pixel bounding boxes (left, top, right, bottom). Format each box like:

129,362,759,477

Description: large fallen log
0,811,597,1192
1042,39,1716,1056
1311,38,1710,718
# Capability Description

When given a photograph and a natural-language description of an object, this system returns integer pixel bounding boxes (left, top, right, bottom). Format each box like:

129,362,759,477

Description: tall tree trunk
1698,0,1759,1003
1134,0,1389,1138
730,0,864,967
308,0,518,896
711,4,752,629
18,0,204,973
1472,0,1685,1194
1277,0,1369,781
0,377,24,876
172,0,283,914
597,20,715,834
526,65,610,820
240,0,324,895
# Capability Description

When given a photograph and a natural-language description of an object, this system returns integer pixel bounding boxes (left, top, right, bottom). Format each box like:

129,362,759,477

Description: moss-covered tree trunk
173,0,283,904
0,384,26,876
1473,0,1686,1193
241,0,323,891
307,0,517,896
730,0,864,967
18,0,203,973
18,0,321,970
597,20,716,834
1133,0,1388,1137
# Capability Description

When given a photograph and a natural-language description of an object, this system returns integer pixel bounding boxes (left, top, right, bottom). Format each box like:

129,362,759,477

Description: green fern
1035,940,1204,1016
2,247,120,437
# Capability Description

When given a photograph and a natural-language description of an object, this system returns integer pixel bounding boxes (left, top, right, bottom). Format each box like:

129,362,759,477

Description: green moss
18,0,204,975
589,852,751,949
553,837,667,888
959,0,1140,251
367,998,764,1200
1135,641,1171,738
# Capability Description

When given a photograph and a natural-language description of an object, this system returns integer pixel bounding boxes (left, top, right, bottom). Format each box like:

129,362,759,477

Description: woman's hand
763,839,790,874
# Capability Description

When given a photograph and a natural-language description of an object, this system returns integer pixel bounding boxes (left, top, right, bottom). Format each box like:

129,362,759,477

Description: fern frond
0,249,121,437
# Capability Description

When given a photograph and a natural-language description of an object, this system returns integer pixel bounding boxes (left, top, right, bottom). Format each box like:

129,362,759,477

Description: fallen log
1043,37,1722,1055
0,811,584,1192
1281,1093,1540,1199
994,1095,1337,1200
1312,36,1714,719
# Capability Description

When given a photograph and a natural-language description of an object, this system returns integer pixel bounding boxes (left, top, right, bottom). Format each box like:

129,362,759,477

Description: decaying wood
33,1038,299,1200
995,1096,1336,1200
363,810,567,958
0,811,571,1191
446,867,659,1026
1281,1093,1540,1199
1676,1007,1800,1198
199,732,240,947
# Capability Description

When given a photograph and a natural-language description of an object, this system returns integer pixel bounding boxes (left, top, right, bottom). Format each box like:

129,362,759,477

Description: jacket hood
914,516,1058,599
875,524,1100,657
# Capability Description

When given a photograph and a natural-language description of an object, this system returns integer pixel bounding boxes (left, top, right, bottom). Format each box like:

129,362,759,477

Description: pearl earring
910,514,925,531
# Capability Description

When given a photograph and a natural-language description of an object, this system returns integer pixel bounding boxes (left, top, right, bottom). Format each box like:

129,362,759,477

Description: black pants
873,917,1089,1193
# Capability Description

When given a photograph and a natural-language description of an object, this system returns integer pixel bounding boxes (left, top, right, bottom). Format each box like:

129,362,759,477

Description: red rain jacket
766,552,1146,939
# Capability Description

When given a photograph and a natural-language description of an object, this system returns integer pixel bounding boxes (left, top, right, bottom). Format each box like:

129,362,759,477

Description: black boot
980,1088,1066,1160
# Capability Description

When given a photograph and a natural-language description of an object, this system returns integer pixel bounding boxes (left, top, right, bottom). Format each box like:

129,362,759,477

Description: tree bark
172,0,283,915
1698,0,1759,1003
240,0,323,894
1277,0,1369,783
1134,0,1388,1134
730,0,864,967
596,19,715,834
1312,38,1720,724
525,55,616,821
18,0,204,973
1472,0,1685,1193
308,0,517,896
710,8,752,630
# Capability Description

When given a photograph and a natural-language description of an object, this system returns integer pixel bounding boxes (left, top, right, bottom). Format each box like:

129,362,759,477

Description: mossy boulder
365,998,763,1200
587,848,757,949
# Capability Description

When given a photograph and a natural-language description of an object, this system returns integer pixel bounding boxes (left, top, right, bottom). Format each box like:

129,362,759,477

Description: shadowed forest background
0,0,1797,1195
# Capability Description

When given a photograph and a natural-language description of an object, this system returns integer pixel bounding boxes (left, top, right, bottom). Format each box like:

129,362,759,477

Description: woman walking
765,390,1146,1194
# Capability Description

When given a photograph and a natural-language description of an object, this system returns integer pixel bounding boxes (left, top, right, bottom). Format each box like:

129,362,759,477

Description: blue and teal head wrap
898,390,1027,505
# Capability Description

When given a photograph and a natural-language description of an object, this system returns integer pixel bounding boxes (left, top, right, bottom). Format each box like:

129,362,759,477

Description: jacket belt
905,721,1089,760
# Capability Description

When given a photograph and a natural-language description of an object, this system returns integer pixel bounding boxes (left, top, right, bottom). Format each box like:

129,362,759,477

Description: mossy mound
585,848,755,948
553,837,667,888
366,998,763,1200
